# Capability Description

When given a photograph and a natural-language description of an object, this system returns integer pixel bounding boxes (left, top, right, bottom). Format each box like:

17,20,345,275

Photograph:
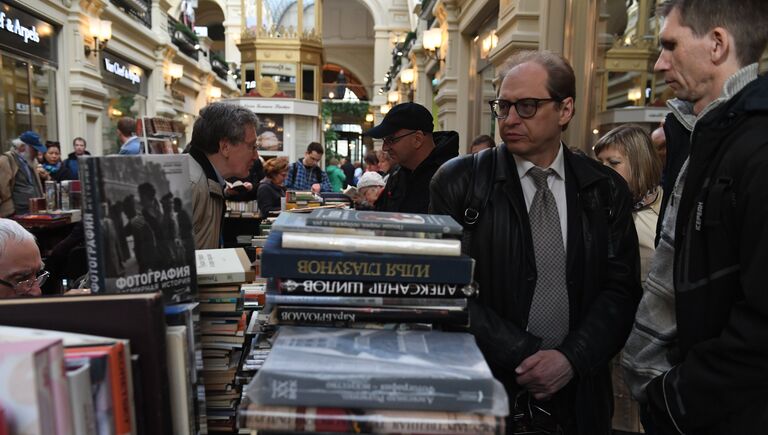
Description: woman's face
44,147,61,164
272,169,288,186
361,186,383,204
596,146,631,185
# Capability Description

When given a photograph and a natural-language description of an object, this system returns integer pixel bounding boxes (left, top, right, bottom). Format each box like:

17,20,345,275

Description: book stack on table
195,248,256,433
260,209,477,327
239,209,508,434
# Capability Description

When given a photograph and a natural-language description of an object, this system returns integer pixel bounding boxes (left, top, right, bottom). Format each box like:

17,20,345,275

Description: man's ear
219,139,231,157
558,97,575,127
710,26,731,65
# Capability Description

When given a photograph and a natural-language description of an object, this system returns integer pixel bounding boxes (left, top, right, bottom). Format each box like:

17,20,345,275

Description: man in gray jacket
187,103,259,249
0,132,47,216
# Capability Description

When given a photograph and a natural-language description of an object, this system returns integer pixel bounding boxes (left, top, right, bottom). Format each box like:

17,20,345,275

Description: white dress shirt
513,144,568,249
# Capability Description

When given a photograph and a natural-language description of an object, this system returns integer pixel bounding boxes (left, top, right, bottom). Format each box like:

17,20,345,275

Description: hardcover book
239,403,505,434
267,293,467,309
270,212,442,239
261,232,474,285
0,292,172,434
281,232,461,257
275,305,468,325
274,279,477,299
196,248,254,285
245,326,507,415
80,154,197,303
306,209,463,236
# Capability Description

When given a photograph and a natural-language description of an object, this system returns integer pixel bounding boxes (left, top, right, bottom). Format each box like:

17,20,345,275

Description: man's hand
515,350,574,400
311,183,321,193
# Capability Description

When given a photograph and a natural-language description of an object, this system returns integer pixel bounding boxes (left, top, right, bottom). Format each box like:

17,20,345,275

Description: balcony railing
211,55,229,80
168,16,199,60
110,0,151,28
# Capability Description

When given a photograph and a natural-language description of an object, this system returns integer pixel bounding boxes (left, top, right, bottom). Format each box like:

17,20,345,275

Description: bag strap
462,149,495,228
460,149,495,255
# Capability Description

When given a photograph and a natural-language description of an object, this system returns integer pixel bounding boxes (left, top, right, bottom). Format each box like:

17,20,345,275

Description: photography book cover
81,154,197,303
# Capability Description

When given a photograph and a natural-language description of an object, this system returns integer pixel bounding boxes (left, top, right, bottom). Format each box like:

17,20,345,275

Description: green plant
174,22,199,43
210,52,227,67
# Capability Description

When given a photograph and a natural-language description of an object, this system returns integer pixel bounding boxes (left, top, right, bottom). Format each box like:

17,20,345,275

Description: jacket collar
189,146,220,184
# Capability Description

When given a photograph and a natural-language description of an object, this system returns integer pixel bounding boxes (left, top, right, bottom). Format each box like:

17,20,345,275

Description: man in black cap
364,102,458,214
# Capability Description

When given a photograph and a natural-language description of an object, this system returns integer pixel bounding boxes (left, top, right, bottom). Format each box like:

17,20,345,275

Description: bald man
0,218,44,298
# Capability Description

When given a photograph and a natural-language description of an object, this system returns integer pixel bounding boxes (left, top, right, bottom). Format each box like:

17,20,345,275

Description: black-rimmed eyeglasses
382,130,419,145
489,98,561,120
0,270,49,295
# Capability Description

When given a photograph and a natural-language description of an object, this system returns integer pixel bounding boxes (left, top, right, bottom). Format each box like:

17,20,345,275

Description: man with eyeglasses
430,50,641,434
0,218,45,298
285,142,332,193
365,102,458,214
187,103,259,249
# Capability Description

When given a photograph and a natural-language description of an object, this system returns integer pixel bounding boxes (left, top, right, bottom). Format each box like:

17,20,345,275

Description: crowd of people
1,0,767,432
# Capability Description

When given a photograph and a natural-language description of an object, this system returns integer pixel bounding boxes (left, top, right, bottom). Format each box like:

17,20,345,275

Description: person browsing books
430,50,641,434
353,171,385,210
257,157,289,217
364,102,458,214
284,142,332,193
0,218,44,298
187,103,260,249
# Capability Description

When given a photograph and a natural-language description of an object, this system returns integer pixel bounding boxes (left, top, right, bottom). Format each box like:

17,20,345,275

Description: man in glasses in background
430,50,641,434
285,142,332,193
0,218,45,298
365,102,458,214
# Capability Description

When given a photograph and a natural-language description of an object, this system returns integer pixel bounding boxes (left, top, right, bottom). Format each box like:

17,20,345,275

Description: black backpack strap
462,149,495,228
460,149,495,255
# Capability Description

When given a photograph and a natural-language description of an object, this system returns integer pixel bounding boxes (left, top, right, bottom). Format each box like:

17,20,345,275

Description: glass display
0,53,57,153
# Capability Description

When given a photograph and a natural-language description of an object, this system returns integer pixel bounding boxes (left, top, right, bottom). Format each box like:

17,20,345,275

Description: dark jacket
645,75,768,434
62,151,90,181
256,179,285,218
376,131,459,214
430,145,642,435
655,114,690,243
341,161,355,187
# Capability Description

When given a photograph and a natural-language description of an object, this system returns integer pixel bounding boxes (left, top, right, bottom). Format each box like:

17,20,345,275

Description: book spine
268,294,467,309
252,373,496,413
276,306,468,325
306,216,451,234
241,405,504,435
261,246,473,285
281,233,461,257
197,272,247,285
275,279,477,299
81,158,106,293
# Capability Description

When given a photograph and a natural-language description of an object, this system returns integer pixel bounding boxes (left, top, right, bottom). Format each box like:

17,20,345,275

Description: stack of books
225,199,260,218
195,248,255,433
238,210,508,434
260,209,476,327
240,327,508,434
0,292,175,434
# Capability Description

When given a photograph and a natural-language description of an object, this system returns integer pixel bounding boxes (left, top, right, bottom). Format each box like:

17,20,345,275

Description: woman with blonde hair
594,124,662,281
256,157,289,217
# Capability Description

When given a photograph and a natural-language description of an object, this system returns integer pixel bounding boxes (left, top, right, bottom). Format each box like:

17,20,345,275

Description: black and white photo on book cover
83,154,196,302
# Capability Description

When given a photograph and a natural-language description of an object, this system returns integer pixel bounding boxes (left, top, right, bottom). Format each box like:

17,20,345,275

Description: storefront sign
0,2,56,63
260,62,296,77
101,51,147,95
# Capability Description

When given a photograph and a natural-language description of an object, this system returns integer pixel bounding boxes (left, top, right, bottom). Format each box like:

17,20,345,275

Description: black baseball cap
364,102,434,138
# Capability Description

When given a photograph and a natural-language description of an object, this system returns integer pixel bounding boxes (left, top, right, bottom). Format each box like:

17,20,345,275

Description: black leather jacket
430,145,642,434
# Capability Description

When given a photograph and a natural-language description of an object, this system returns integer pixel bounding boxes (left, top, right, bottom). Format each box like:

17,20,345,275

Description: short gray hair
0,218,35,258
190,103,259,154
10,138,24,151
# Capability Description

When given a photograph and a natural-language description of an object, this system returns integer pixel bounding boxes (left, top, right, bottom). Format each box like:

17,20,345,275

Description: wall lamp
85,18,112,57
380,104,391,115
422,28,443,62
400,68,414,85
208,86,222,102
480,30,498,60
166,63,184,88
387,91,399,104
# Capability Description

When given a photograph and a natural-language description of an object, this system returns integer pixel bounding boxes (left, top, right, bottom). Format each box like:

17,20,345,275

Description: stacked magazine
239,210,508,434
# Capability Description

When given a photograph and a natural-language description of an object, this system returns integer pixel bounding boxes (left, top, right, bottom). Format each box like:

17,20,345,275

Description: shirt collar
513,142,565,180
210,160,227,188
